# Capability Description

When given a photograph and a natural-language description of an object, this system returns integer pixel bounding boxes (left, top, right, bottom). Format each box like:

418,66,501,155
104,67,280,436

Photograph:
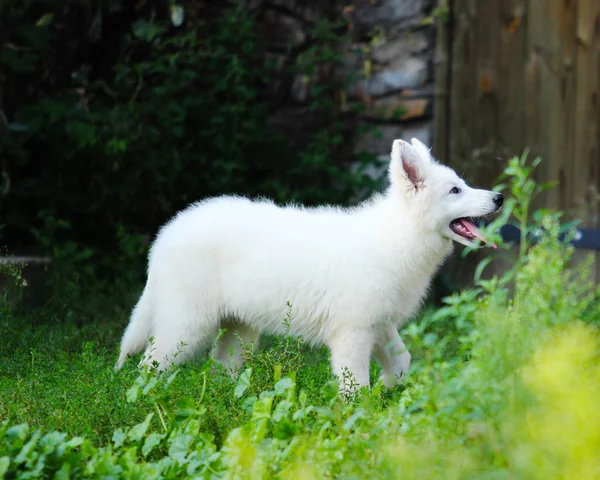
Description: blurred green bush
0,1,379,274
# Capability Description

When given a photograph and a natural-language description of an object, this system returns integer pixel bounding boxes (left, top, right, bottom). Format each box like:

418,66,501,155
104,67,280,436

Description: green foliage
3,2,270,254
0,254,27,320
2,153,600,478
0,1,379,277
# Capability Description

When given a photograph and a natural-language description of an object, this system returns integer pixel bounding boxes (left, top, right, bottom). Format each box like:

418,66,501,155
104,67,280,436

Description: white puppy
116,138,503,391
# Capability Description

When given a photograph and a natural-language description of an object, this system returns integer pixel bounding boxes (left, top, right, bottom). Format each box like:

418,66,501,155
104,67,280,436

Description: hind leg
373,325,411,387
139,294,218,371
212,320,260,374
139,330,198,371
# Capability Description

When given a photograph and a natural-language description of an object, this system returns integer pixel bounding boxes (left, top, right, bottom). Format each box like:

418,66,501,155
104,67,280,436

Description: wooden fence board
435,0,600,280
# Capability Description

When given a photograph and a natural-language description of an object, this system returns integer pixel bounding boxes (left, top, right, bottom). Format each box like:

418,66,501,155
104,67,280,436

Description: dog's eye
449,186,461,194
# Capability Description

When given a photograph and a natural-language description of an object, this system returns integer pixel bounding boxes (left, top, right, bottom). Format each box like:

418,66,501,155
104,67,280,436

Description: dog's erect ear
410,138,433,163
390,139,427,189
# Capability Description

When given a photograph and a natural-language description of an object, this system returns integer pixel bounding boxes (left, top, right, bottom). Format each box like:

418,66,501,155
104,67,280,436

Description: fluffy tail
115,282,153,370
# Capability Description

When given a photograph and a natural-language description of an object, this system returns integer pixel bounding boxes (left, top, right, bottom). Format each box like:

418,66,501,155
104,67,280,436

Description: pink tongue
459,219,497,249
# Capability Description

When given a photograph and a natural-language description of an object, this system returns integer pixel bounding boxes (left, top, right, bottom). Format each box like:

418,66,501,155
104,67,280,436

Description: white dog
115,138,503,391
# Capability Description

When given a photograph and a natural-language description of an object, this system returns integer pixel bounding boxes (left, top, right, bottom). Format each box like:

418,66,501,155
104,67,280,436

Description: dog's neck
363,194,454,273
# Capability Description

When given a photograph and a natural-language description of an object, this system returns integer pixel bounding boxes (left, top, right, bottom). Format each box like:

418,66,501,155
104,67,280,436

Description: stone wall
257,0,436,183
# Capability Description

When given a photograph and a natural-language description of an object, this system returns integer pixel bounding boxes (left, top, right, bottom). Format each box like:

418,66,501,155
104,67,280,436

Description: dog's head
388,138,503,248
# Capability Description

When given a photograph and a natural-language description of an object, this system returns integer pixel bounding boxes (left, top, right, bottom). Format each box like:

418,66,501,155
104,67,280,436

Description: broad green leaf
14,432,40,465
65,437,84,449
6,424,29,449
234,367,252,398
127,413,154,443
126,385,141,403
55,462,71,480
0,457,10,477
272,400,293,422
274,377,294,396
168,433,193,463
142,375,158,395
112,428,126,449
242,395,258,412
342,410,366,431
321,380,338,402
165,369,180,388
142,433,164,457
39,431,67,455
251,395,273,422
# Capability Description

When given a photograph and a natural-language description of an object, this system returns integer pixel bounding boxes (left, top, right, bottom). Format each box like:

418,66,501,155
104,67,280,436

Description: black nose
493,193,504,207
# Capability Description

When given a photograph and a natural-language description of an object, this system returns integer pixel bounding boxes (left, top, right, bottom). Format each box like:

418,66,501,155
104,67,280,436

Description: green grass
0,287,404,447
0,299,305,443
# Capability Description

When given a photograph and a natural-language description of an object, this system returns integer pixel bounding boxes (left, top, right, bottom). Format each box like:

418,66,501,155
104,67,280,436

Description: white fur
115,138,501,392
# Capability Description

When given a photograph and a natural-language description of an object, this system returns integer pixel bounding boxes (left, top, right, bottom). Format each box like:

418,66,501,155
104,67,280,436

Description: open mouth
449,218,497,249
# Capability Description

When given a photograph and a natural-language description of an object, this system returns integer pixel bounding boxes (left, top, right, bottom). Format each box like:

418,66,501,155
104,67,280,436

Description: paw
380,351,411,387
379,371,407,388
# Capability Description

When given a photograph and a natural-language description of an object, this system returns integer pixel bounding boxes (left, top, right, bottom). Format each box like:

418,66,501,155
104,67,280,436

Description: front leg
373,325,411,387
327,328,374,395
